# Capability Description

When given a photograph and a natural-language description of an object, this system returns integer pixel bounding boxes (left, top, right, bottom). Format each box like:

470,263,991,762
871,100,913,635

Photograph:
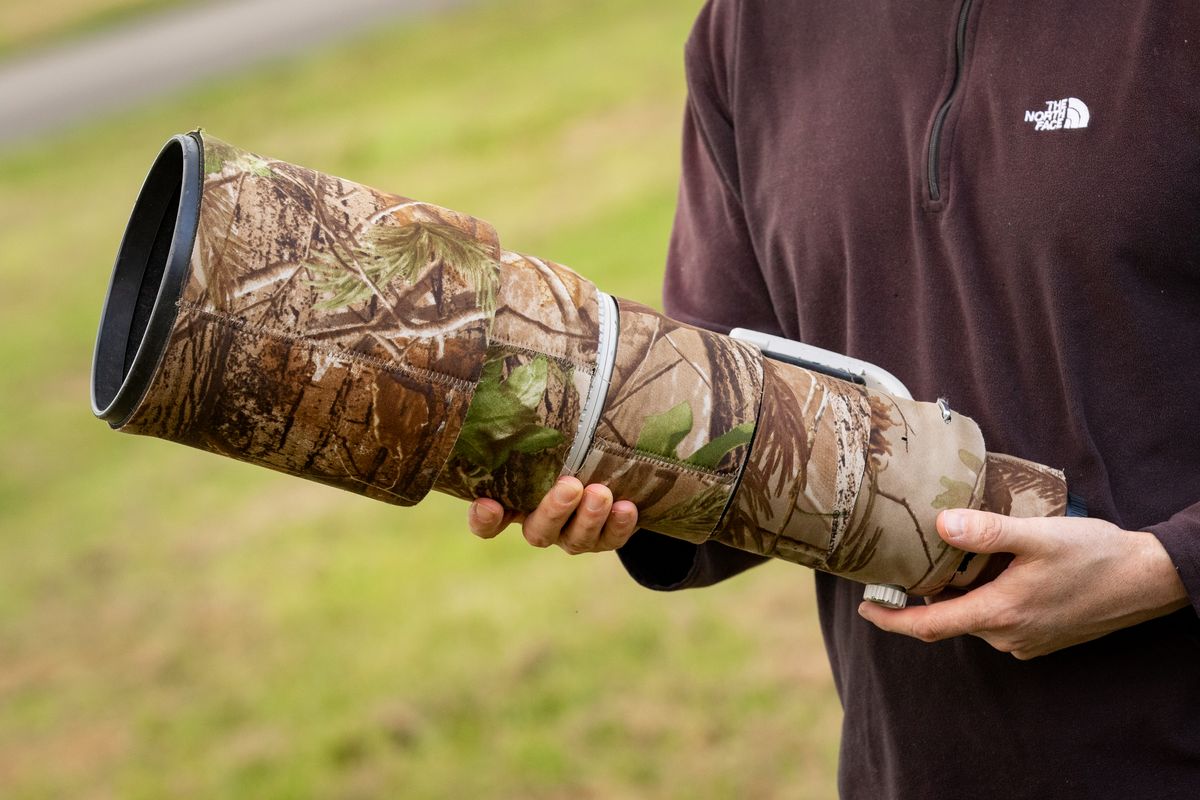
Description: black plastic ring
90,132,202,426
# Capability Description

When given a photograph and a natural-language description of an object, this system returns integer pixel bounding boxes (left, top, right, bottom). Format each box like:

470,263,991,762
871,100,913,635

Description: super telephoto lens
91,133,201,426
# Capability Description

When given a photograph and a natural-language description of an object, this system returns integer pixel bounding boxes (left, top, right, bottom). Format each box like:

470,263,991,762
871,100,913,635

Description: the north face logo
1023,97,1090,131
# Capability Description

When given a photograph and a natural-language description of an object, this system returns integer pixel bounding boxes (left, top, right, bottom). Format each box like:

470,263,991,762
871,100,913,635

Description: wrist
1130,530,1189,616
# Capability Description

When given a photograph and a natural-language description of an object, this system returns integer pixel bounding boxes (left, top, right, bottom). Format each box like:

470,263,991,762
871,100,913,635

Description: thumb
937,509,1045,555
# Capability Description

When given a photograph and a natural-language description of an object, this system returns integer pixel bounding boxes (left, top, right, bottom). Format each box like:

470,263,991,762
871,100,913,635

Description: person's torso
718,2,1200,796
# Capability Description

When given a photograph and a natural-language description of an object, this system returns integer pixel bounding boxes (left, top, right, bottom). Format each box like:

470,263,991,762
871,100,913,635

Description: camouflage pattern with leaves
572,300,762,542
832,388,988,595
431,248,601,510
123,133,517,504
981,452,1069,519
434,344,589,511
713,357,874,566
111,131,1068,596
710,356,1067,594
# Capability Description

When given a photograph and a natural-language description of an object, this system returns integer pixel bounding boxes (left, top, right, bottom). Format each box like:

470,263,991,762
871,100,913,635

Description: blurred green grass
0,0,841,797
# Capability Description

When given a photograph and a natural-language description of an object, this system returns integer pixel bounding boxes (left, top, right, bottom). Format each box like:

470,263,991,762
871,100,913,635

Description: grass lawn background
0,0,842,796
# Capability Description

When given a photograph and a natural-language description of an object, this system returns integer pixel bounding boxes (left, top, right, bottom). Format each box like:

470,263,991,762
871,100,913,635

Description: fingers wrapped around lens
467,497,521,539
557,485,639,554
468,477,638,554
466,478,578,542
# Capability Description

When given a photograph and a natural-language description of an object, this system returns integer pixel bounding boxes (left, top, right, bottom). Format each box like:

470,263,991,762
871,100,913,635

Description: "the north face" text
1023,97,1090,131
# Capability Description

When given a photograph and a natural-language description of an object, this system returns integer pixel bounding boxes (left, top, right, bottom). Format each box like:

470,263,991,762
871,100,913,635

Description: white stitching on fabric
177,301,475,391
485,335,595,374
589,436,738,480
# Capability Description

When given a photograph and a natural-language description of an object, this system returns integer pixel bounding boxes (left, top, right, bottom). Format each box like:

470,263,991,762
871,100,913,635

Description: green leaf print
203,150,225,174
635,401,693,459
684,422,754,469
452,357,564,472
504,356,549,410
958,448,983,474
203,141,272,177
932,475,975,510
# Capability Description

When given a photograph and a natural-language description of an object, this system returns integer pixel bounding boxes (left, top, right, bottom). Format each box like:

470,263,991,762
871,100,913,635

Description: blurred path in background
0,0,462,147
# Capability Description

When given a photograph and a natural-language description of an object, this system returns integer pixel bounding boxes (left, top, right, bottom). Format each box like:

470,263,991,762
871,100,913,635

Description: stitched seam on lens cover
485,335,596,374
590,437,738,480
178,301,474,391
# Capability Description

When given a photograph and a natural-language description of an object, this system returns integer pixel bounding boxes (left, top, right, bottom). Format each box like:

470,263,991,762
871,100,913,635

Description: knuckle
531,501,570,529
986,636,1014,654
576,505,604,524
595,529,623,552
986,631,1033,658
975,514,1006,550
912,620,942,642
561,522,600,554
560,540,591,556
545,499,578,523
990,604,1021,632
521,521,554,548
1005,633,1039,659
609,523,637,548
608,502,638,533
580,488,612,518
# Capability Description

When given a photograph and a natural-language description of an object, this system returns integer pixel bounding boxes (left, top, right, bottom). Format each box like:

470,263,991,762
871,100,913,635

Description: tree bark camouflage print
112,132,1069,595
572,299,762,542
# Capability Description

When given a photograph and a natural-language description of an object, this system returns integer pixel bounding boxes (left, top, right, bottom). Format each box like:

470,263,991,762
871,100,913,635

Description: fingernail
473,503,499,526
943,510,966,541
554,478,580,504
584,490,606,513
613,508,634,526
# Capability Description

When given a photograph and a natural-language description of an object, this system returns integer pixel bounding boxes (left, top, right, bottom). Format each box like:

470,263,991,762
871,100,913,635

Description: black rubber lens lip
91,132,203,426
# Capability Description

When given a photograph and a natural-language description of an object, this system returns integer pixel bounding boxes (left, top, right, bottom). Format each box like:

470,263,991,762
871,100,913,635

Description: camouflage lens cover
101,131,1068,597
432,252,602,511
572,300,763,543
119,133,506,505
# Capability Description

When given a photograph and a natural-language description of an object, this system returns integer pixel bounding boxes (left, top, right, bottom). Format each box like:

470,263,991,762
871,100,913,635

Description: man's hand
466,476,639,554
858,509,1190,659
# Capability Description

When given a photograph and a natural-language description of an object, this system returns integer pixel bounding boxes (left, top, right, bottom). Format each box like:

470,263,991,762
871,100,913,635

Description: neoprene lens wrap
91,132,1070,596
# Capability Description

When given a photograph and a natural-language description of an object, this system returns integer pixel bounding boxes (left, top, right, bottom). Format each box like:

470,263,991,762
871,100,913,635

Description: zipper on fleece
926,0,975,203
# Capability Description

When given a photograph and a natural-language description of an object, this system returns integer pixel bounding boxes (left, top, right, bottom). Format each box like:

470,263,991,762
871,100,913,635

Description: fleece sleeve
616,0,783,591
1147,506,1200,616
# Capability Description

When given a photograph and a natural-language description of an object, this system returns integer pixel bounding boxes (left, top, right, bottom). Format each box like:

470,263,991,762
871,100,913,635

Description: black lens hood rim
91,132,203,427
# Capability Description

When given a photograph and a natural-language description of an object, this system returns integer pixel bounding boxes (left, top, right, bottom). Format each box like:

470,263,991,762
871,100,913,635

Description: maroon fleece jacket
617,2,1200,798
